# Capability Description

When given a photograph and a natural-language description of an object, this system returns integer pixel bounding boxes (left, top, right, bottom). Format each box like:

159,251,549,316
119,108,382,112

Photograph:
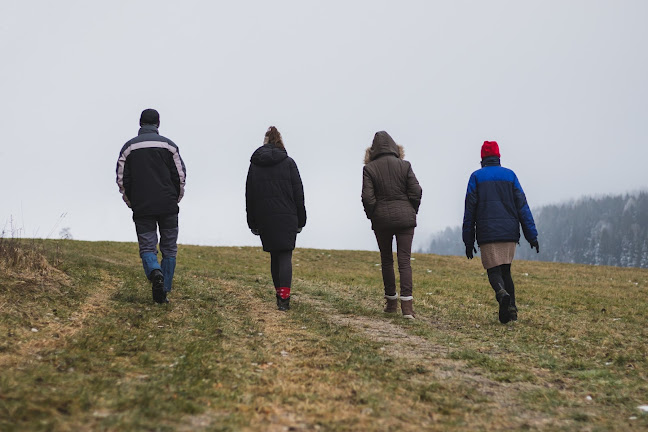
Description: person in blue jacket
462,141,539,323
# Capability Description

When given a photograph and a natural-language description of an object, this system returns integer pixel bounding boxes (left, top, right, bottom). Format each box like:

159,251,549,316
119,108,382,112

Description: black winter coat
362,131,422,231
116,125,186,217
246,144,306,252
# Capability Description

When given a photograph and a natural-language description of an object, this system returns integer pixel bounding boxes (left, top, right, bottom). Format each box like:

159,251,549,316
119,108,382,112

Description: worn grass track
1,240,647,431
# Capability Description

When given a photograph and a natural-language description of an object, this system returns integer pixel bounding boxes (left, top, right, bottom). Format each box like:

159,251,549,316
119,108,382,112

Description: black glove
530,239,539,253
251,229,260,236
465,244,477,259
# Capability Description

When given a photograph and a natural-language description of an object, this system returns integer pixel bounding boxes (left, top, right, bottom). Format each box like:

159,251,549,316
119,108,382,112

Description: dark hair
265,126,284,149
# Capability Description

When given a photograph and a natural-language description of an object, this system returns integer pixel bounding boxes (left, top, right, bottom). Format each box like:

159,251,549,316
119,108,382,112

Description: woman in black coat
246,126,306,311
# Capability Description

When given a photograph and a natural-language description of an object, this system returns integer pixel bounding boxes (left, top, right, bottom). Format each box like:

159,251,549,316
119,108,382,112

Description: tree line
422,192,648,269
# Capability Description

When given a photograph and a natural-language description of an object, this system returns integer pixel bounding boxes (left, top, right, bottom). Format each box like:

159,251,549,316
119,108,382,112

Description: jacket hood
365,131,405,164
251,144,288,167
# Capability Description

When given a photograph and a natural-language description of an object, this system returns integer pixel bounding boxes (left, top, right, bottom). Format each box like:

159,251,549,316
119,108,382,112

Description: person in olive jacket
246,126,306,311
362,131,422,319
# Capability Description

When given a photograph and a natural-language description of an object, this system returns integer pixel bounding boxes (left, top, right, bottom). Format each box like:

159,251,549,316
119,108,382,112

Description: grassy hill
1,240,647,431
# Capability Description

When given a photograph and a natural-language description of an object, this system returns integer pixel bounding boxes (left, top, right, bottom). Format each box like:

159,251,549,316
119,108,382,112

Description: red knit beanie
481,141,500,158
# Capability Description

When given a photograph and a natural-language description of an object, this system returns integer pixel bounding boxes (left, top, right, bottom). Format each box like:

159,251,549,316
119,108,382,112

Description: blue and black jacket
462,157,537,247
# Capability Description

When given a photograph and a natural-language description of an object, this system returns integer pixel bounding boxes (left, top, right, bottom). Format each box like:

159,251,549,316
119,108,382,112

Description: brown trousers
374,227,415,298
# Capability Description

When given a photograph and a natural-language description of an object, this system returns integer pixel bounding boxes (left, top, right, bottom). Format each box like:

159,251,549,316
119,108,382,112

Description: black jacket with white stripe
116,125,186,217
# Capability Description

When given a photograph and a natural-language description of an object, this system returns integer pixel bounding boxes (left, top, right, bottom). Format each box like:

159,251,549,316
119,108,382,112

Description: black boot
495,289,511,324
501,264,516,320
149,269,167,304
508,305,518,321
488,266,511,324
276,294,290,311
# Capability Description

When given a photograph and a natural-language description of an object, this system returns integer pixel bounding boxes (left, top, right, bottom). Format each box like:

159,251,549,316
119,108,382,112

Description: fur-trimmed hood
364,131,405,164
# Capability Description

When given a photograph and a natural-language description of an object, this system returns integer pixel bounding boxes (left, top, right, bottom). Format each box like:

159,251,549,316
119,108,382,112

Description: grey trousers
133,213,179,259
133,213,179,292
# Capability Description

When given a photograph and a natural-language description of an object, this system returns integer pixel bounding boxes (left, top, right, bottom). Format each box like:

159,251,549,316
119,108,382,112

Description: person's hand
251,229,260,236
465,244,477,259
296,227,302,233
530,239,540,253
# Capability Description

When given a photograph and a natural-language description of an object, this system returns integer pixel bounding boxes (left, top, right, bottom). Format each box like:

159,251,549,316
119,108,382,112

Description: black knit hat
140,108,160,125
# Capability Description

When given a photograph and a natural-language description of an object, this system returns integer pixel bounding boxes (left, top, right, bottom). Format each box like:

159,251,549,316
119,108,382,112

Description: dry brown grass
1,241,647,431
0,269,113,370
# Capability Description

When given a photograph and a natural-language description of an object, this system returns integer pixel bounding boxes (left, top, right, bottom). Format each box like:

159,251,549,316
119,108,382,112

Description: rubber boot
141,252,161,278
161,257,176,293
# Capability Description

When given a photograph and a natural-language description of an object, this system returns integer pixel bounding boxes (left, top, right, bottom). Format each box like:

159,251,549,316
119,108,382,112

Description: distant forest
422,192,648,269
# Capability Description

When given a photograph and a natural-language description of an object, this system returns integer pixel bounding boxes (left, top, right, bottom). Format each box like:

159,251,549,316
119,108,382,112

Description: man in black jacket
116,109,186,303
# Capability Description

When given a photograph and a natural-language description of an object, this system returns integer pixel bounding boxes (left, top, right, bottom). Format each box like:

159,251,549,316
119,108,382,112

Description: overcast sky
2,1,647,251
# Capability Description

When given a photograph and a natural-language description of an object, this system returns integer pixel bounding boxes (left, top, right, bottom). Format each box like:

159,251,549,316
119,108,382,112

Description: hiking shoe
384,296,398,313
401,299,416,319
276,295,290,311
150,270,166,304
496,289,511,324
508,305,518,321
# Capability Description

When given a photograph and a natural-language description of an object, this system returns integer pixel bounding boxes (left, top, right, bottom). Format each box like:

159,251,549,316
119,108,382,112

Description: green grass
1,240,647,431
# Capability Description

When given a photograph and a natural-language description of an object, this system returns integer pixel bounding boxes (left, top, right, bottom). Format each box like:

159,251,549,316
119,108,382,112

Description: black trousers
487,264,516,306
270,250,292,288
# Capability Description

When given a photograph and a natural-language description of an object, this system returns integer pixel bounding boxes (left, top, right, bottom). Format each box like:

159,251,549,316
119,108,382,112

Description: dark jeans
133,213,179,292
487,264,516,306
270,250,293,288
374,227,415,298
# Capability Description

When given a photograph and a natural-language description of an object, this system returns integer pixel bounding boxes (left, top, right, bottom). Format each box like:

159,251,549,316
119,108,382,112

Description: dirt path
0,269,116,368
177,278,316,431
178,277,571,431
296,292,570,430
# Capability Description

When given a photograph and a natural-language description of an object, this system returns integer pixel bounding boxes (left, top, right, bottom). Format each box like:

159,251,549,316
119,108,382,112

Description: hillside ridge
1,241,647,430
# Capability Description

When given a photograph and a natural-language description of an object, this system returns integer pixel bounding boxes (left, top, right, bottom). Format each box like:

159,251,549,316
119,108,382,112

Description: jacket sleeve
462,173,478,246
167,141,187,203
290,159,307,228
116,149,132,208
361,166,376,219
245,164,257,230
406,163,422,213
513,175,538,243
